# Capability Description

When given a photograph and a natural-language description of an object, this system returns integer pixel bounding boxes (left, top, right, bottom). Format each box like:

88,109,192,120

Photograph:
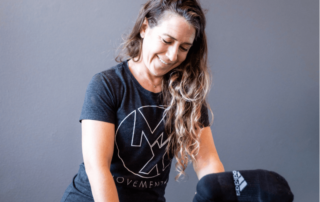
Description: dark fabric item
61,163,167,202
193,172,237,202
71,61,210,202
61,164,94,202
193,169,294,202
79,60,210,127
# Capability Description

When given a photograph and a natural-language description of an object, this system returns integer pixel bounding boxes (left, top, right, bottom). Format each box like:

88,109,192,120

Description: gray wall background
0,0,318,201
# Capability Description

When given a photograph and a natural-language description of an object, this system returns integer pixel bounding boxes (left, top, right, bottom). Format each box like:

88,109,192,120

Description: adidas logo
232,170,247,196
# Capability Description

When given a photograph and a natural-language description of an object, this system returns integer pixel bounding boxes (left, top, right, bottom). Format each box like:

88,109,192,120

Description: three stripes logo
232,170,247,196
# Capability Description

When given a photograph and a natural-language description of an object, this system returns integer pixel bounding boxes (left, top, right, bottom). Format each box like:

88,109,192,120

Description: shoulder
86,62,127,106
95,62,127,84
88,61,128,92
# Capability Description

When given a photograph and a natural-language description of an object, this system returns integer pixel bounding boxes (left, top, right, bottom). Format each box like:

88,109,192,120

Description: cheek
142,37,158,59
178,53,188,64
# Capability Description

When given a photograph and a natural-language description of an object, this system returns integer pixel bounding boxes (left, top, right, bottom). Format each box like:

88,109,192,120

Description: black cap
193,169,294,202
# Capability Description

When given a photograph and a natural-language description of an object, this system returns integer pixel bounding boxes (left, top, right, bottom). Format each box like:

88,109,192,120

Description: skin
128,11,195,93
193,126,225,180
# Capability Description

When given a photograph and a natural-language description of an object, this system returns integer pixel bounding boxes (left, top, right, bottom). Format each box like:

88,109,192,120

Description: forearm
86,165,120,202
194,160,225,180
193,127,225,180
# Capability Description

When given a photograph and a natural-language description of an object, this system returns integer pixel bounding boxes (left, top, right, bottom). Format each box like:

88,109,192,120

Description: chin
150,68,163,77
154,67,169,77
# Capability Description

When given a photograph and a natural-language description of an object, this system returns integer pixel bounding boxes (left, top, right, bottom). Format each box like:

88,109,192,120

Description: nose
166,45,178,63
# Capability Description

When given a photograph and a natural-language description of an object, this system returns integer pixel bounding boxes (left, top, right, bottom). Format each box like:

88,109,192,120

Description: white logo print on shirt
115,105,171,179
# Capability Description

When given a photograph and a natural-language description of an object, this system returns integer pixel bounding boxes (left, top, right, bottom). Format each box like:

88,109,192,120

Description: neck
128,58,163,88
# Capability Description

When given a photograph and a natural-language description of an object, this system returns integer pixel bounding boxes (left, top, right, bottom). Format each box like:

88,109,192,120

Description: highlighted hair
116,0,213,180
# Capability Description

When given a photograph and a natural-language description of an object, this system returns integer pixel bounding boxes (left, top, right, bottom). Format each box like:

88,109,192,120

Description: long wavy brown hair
116,0,213,180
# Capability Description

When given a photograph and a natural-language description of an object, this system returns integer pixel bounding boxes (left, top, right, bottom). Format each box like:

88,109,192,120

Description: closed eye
162,39,188,52
180,47,188,51
162,39,170,44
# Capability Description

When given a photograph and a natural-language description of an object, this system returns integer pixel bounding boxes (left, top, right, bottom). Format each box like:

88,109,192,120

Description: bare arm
82,120,119,202
193,127,225,180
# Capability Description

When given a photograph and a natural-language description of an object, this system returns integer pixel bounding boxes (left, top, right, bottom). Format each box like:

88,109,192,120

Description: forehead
154,12,196,44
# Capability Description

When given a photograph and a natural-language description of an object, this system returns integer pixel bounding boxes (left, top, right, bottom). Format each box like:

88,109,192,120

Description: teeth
158,55,168,65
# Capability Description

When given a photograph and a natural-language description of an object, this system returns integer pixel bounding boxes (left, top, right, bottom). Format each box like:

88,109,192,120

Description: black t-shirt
78,61,210,202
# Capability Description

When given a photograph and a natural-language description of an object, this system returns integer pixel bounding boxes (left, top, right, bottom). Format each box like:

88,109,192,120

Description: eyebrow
163,34,193,46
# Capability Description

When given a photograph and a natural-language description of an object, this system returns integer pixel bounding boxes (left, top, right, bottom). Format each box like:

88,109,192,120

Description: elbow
83,156,112,178
84,160,111,174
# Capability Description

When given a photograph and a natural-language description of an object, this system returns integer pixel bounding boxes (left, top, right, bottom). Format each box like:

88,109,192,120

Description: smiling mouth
157,55,169,65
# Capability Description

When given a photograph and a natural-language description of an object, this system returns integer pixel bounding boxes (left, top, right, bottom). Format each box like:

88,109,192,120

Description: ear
140,17,149,39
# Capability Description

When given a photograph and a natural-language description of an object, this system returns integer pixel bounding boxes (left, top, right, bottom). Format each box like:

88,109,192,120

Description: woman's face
140,12,196,78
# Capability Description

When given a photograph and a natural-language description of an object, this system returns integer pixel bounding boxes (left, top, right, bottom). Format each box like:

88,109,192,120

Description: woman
61,0,224,201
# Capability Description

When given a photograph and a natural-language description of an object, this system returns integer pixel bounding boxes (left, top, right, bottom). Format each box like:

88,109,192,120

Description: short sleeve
79,73,117,123
199,103,210,128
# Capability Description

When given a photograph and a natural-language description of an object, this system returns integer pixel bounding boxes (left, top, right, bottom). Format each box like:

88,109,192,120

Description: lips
157,55,169,65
